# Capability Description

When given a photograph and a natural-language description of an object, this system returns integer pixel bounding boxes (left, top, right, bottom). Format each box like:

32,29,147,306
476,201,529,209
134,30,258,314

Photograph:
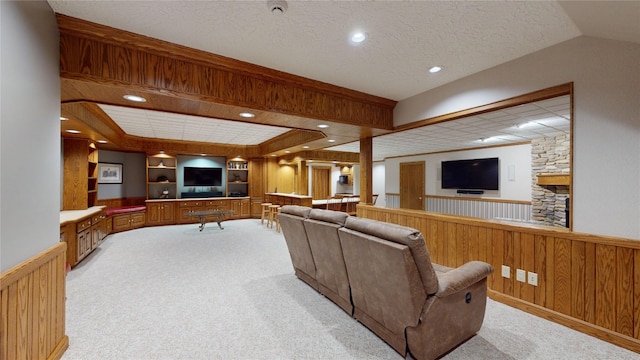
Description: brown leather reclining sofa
279,205,494,360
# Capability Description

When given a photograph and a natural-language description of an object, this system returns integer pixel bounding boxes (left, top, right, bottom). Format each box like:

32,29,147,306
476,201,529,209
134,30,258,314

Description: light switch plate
501,265,510,278
516,269,526,282
528,272,538,286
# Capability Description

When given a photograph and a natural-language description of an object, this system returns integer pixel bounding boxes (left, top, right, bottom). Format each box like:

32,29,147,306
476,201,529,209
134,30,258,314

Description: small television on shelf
183,167,222,186
441,157,499,190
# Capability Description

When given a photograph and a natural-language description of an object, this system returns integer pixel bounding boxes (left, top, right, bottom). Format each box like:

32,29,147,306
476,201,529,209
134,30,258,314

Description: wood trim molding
394,83,573,132
57,14,396,129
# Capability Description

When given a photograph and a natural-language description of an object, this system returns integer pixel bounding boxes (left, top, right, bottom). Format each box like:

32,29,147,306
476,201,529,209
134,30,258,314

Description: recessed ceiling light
60,116,68,121
428,66,442,73
97,140,108,144
65,129,81,134
123,94,146,102
239,112,255,118
351,32,367,44
200,154,207,156
285,150,290,153
159,150,165,154
328,139,336,143
271,154,277,157
302,145,310,149
317,124,329,129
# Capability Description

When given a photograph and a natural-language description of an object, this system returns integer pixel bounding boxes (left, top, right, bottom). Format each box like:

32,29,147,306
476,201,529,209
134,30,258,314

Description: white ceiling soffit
48,1,583,101
326,95,571,161
98,105,290,145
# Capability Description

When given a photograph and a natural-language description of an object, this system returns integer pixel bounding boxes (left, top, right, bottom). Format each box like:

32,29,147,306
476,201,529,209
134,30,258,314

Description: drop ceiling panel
99,104,290,145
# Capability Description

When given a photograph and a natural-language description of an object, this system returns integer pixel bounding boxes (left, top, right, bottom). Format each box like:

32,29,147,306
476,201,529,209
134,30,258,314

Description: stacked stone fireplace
531,135,570,227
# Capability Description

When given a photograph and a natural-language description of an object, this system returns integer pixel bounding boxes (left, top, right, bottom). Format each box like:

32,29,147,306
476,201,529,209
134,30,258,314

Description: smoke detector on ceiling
267,0,288,15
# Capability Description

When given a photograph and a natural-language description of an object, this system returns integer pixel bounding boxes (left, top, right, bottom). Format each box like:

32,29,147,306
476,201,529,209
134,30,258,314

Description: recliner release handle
465,292,472,304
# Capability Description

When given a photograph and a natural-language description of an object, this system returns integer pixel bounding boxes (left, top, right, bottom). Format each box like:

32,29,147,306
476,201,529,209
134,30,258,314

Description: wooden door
400,161,425,210
312,166,331,199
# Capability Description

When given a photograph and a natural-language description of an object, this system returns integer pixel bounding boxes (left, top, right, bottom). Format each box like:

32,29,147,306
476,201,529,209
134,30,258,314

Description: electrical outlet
516,269,526,282
501,265,510,278
528,272,538,286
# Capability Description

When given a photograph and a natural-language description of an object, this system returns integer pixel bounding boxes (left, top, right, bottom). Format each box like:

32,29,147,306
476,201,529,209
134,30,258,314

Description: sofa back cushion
339,225,426,336
304,209,351,309
342,216,439,295
278,206,315,281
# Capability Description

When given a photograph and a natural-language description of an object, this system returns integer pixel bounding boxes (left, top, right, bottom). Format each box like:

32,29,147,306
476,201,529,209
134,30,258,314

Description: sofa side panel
406,278,488,360
278,213,317,289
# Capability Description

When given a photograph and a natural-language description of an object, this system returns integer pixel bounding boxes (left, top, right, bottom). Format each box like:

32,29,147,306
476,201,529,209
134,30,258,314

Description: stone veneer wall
531,135,570,227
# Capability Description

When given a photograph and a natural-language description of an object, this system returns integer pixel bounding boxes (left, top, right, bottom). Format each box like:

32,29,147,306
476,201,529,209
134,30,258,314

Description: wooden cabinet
146,201,176,226
63,139,98,210
248,158,265,217
112,212,146,233
147,154,177,199
227,159,248,197
230,198,250,219
177,200,205,224
61,208,107,267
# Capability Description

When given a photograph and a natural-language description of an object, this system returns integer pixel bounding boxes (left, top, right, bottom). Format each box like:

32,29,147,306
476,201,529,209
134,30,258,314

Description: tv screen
441,157,499,190
183,167,222,186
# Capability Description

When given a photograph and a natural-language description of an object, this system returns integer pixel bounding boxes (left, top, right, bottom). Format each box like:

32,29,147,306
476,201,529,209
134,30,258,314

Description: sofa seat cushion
105,205,147,217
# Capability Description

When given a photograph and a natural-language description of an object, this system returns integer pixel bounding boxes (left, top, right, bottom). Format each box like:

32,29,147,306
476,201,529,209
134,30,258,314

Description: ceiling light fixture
328,139,336,143
302,145,310,149
350,31,367,44
123,94,147,102
428,66,442,73
97,140,108,144
267,0,288,15
65,129,81,134
60,116,68,121
317,124,329,129
239,112,255,118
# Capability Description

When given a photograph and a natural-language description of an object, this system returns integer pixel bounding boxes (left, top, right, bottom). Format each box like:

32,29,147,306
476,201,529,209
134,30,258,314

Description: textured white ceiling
326,95,571,161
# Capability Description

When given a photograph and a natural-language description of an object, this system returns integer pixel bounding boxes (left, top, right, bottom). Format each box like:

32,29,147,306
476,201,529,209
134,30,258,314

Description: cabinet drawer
92,213,106,223
179,201,201,207
76,218,92,233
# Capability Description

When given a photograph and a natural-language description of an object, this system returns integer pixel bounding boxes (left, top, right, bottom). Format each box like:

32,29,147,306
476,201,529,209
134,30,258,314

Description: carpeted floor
62,219,637,359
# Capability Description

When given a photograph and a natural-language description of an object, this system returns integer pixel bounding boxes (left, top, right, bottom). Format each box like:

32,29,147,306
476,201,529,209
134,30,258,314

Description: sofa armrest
435,261,493,298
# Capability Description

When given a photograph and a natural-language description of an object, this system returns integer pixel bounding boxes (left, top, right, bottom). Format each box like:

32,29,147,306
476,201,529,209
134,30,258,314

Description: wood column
296,160,308,195
359,137,373,204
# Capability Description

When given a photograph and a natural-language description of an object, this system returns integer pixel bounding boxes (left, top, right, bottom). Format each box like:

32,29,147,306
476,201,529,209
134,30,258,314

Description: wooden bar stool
260,203,272,225
267,204,280,229
275,207,282,232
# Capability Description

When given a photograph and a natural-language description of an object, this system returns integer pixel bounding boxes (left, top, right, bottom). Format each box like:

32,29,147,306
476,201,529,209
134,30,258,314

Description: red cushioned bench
105,205,147,233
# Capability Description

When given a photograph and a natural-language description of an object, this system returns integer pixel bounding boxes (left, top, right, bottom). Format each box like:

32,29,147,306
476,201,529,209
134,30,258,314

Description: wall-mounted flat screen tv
183,167,222,186
441,157,499,190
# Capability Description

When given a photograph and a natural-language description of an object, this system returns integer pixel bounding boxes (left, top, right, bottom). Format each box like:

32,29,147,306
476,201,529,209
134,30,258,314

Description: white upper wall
385,144,532,201
1,1,61,271
395,36,640,240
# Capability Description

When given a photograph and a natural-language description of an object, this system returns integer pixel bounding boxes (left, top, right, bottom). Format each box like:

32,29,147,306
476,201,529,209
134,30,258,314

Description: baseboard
488,290,640,354
48,336,69,360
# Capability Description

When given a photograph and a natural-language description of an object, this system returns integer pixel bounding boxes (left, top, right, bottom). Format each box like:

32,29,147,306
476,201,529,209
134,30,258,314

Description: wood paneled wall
356,205,640,353
0,243,68,360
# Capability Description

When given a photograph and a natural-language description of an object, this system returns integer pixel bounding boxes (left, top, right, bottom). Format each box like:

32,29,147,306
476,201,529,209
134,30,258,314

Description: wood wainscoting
356,204,640,353
0,243,68,360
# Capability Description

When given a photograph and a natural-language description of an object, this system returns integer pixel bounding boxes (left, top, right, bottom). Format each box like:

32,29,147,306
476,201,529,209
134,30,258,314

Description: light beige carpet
63,219,637,359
